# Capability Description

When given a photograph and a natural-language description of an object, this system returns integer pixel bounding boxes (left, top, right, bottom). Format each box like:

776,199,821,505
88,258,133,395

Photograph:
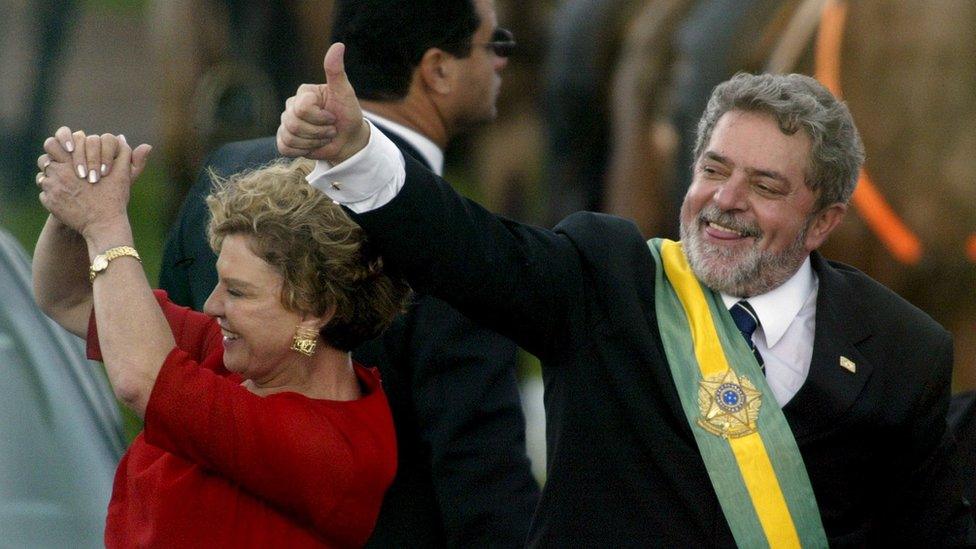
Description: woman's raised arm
33,128,170,418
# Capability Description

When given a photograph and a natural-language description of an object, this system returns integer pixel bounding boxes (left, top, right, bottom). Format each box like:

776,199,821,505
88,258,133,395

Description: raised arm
32,130,125,334
34,129,170,418
32,212,92,338
277,44,583,356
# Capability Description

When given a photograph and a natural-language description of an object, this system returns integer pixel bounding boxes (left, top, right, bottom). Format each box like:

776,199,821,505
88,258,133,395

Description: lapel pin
839,356,856,374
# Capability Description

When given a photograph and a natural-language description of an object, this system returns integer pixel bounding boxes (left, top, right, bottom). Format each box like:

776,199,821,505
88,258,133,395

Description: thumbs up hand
277,43,370,164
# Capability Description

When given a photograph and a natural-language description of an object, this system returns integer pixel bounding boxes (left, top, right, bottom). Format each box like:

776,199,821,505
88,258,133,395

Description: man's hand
277,42,370,164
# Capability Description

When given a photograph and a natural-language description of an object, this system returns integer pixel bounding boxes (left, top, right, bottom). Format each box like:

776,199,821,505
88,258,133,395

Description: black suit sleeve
874,333,975,545
350,154,585,361
950,389,976,522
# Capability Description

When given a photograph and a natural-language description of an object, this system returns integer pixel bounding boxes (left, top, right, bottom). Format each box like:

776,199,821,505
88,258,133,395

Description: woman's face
203,234,316,384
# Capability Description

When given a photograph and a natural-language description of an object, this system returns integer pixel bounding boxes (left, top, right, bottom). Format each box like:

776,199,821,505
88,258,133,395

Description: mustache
697,206,762,239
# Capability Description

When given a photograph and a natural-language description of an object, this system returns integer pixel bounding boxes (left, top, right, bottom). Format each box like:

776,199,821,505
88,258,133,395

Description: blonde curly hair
206,157,411,351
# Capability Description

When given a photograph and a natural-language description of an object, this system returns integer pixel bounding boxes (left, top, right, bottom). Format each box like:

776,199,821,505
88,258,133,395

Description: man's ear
804,202,848,251
417,48,456,95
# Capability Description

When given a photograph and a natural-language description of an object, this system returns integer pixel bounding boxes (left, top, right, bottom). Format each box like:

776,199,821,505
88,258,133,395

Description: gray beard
679,206,810,297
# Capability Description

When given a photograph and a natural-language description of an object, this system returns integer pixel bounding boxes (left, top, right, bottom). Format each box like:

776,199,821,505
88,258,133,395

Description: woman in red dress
31,128,410,547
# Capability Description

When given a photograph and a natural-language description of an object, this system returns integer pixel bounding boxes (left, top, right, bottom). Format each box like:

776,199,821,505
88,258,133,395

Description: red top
87,291,397,548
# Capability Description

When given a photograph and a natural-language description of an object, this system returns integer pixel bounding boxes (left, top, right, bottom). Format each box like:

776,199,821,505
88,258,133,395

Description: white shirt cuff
305,119,406,213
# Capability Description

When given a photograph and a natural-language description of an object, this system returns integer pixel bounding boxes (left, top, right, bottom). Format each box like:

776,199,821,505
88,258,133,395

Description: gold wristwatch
89,246,141,283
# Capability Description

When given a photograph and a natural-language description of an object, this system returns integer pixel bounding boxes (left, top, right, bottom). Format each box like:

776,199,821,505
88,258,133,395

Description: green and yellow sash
648,239,827,548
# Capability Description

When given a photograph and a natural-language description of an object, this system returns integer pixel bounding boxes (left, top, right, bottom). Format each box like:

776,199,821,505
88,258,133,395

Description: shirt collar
720,255,817,347
364,111,444,176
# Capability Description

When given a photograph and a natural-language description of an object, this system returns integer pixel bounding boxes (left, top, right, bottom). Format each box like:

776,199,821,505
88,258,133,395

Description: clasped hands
36,41,366,237
35,127,151,238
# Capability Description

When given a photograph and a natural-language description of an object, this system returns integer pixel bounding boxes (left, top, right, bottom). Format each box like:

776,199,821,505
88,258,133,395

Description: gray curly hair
693,72,865,211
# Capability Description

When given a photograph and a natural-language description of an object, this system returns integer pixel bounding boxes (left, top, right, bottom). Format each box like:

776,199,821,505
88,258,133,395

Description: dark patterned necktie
729,300,764,374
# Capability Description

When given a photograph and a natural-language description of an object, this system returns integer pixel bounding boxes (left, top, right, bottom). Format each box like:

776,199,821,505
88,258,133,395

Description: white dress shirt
307,123,819,407
306,119,407,211
720,257,818,407
364,111,444,176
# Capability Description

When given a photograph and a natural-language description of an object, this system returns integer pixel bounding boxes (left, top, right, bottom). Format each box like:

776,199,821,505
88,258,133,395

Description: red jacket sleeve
86,290,224,371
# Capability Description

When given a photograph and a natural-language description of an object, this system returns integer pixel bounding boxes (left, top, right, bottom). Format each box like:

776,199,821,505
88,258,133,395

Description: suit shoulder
555,211,644,246
827,259,949,341
549,213,659,309
554,211,652,266
209,136,280,173
179,137,279,199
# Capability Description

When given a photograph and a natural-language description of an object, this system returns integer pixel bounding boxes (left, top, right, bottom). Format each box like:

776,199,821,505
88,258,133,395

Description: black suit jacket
159,133,539,547
950,390,976,522
348,153,974,547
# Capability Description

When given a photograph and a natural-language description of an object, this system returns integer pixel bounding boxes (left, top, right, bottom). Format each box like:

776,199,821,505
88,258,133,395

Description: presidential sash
647,238,827,548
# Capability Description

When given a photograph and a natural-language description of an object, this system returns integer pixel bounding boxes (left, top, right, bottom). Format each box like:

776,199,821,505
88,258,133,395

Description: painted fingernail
65,141,74,153
88,169,99,183
101,163,108,175
77,165,87,178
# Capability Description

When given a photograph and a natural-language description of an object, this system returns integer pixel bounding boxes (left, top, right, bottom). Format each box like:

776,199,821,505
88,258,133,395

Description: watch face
92,256,108,271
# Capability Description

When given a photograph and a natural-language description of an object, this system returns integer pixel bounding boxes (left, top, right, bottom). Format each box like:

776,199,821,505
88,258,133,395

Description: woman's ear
302,303,336,333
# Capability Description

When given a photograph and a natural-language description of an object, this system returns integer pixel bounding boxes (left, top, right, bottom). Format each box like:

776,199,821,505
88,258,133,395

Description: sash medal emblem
697,369,762,438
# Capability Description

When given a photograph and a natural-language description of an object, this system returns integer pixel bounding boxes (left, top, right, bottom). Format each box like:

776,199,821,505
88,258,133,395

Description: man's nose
712,175,749,211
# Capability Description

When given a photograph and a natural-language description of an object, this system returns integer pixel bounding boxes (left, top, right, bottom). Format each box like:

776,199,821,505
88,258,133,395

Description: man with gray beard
276,52,974,546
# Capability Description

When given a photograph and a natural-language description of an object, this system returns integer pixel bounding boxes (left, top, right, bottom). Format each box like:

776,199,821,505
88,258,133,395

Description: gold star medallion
697,369,763,439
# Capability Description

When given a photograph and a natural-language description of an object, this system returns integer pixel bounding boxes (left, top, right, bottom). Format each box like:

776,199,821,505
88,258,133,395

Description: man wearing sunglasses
336,0,515,150
159,1,537,546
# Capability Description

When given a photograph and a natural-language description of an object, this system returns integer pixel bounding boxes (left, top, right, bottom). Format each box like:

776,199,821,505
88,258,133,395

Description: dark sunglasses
479,28,516,58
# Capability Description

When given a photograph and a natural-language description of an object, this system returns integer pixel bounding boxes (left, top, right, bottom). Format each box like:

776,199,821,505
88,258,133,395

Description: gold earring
291,326,319,356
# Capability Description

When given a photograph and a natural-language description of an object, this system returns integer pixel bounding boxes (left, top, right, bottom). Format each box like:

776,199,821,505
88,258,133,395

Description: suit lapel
782,252,875,441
